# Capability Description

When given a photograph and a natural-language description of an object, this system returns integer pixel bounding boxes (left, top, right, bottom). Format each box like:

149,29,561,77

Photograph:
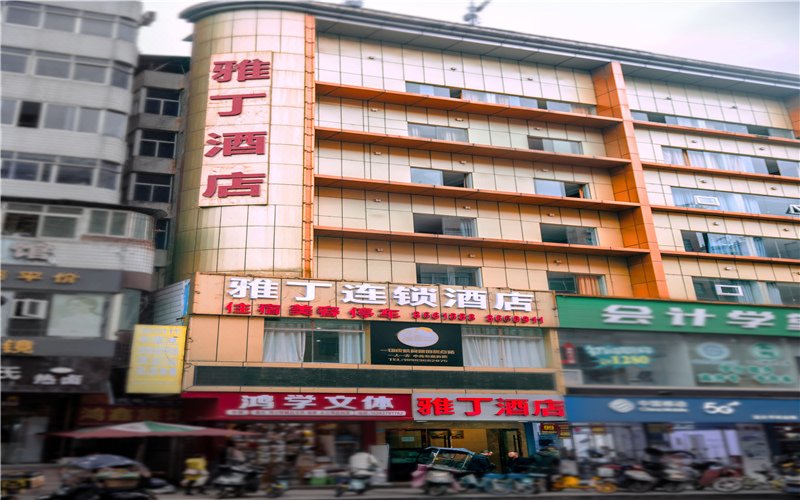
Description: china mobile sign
192,274,555,327
183,393,412,421
556,296,799,336
199,53,273,207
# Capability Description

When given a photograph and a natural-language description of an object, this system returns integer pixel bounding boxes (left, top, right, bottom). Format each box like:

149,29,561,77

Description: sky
139,0,800,75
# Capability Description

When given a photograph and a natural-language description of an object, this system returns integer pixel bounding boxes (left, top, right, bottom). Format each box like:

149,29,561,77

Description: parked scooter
212,464,264,498
690,461,742,492
602,463,657,492
641,448,695,493
334,471,375,497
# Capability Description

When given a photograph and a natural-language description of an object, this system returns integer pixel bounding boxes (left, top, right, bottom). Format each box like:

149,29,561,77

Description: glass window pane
43,12,76,31
102,111,127,138
144,99,161,114
77,108,101,133
80,18,113,37
116,21,137,42
1,52,28,73
17,101,41,127
2,160,38,181
6,5,40,26
2,213,38,237
74,63,106,83
35,58,70,78
1,99,17,124
110,212,127,236
534,179,566,196
41,216,76,238
88,210,108,234
410,168,443,185
43,104,75,130
98,169,118,189
162,100,180,116
767,282,800,306
55,165,93,185
111,66,131,89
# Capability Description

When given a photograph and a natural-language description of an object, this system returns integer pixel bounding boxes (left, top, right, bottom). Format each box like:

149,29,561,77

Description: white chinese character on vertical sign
602,305,653,325
362,395,394,411
726,311,775,329
59,374,83,385
666,307,716,327
286,282,333,302
341,284,387,305
788,313,800,331
324,395,357,410
239,395,275,410
227,278,279,299
284,395,317,410
444,289,488,309
32,373,57,385
393,286,438,307
0,366,22,381
493,292,534,312
11,242,54,261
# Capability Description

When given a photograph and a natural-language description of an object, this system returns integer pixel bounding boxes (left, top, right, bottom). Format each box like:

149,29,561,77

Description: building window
682,230,800,260
154,218,169,250
540,224,597,245
1,204,81,238
80,15,114,37
633,111,794,139
11,298,48,319
662,146,799,178
3,3,138,41
459,88,597,115
410,167,471,188
1,47,30,73
138,130,177,159
671,187,800,217
263,320,364,364
534,179,589,198
2,46,133,89
17,101,41,127
133,173,172,203
43,7,77,31
768,282,800,306
1,99,18,124
408,123,468,142
405,82,458,98
413,214,476,237
417,264,481,286
528,136,583,154
462,326,546,368
547,272,606,295
5,3,40,26
144,88,181,116
1,151,120,190
692,277,765,304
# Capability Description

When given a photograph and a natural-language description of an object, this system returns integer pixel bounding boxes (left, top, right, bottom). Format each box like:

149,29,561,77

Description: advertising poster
370,322,463,366
126,325,187,394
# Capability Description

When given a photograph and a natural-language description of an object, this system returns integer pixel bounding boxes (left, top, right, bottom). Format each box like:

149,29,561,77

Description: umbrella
67,454,139,470
51,421,258,439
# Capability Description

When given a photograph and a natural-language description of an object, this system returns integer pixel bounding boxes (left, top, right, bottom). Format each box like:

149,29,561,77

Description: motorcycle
212,464,264,498
690,461,742,492
641,448,695,493
37,455,154,500
334,471,375,497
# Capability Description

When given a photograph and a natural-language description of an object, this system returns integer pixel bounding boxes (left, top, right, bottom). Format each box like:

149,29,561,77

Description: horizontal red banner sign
184,392,413,421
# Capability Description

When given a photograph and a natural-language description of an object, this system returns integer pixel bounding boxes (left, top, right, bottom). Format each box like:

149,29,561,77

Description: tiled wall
627,77,792,129
645,170,800,206
316,141,616,198
635,129,800,165
315,187,624,245
316,35,597,104
316,97,608,155
664,256,800,301
653,212,800,251
314,236,633,295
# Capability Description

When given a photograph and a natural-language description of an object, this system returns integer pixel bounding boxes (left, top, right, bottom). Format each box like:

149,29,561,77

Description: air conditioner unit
694,195,720,206
11,299,48,319
787,204,800,215
562,369,584,386
715,284,744,297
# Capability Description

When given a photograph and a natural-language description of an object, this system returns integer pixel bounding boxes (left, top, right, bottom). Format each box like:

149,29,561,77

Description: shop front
379,393,566,480
183,391,412,483
555,296,800,473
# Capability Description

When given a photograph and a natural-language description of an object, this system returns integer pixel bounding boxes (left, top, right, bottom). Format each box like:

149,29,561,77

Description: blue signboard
566,396,800,423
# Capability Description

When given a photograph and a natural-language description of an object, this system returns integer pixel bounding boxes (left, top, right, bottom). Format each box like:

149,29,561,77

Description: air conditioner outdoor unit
694,195,720,206
562,369,584,386
715,284,744,296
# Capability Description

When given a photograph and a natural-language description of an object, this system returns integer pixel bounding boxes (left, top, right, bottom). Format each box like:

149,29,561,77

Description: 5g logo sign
702,401,740,415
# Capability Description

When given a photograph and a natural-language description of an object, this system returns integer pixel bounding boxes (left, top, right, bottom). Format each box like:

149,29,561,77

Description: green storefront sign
556,297,798,337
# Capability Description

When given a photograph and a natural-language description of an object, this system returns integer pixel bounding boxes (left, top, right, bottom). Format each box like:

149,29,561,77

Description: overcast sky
140,0,800,75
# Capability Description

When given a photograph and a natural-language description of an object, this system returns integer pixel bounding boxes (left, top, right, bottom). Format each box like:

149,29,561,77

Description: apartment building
0,1,157,462
170,1,799,477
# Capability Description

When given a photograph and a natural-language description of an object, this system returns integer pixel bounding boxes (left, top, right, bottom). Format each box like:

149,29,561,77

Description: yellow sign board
126,325,187,394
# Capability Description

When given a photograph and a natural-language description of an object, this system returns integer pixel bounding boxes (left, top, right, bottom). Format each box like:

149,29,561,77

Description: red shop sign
183,392,412,421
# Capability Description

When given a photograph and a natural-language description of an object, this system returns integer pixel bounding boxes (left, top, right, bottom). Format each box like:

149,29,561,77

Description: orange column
786,94,800,138
302,14,317,278
593,62,669,298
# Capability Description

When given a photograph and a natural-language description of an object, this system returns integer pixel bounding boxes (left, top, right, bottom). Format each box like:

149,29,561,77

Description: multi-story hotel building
169,0,799,477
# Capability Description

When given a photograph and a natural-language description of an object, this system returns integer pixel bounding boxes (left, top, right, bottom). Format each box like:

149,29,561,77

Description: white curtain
338,331,363,364
463,334,545,368
263,327,306,362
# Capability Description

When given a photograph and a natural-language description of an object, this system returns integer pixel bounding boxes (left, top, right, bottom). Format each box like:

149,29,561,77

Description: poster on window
46,294,106,337
370,322,463,366
689,338,798,388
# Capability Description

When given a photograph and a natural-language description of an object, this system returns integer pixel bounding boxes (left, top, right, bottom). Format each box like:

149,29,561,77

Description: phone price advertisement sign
566,396,799,423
